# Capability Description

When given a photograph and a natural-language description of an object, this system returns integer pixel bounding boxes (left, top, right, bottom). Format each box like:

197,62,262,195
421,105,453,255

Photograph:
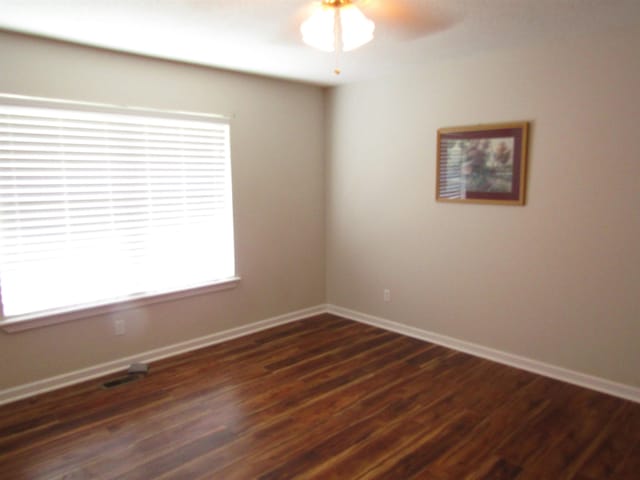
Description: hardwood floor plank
356,410,480,480
506,388,624,479
612,440,640,479
78,333,416,479
158,339,435,480
74,330,402,475
468,456,522,480
494,381,591,467
279,385,479,480
427,375,557,478
117,427,234,480
1,314,638,480
0,388,168,455
567,399,640,479
300,394,481,480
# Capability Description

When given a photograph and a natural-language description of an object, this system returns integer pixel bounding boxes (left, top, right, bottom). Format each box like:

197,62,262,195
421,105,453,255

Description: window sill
0,277,241,333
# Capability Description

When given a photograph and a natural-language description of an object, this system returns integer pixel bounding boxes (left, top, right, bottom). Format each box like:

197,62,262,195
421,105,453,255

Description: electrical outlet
383,289,391,302
115,318,125,335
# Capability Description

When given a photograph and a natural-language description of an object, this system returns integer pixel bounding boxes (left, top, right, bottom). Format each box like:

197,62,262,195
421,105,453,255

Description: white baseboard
327,304,640,404
0,304,327,406
4,303,638,406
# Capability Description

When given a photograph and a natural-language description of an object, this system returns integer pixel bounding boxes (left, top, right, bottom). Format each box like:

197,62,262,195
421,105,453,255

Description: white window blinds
0,95,235,319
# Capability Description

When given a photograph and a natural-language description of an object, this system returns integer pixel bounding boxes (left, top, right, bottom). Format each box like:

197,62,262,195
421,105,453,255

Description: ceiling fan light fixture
301,0,375,53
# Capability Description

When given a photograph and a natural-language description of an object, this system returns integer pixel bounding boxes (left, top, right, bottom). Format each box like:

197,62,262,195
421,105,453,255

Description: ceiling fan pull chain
333,5,342,75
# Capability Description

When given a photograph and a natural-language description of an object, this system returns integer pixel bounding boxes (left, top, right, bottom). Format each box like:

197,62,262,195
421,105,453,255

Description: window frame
0,94,240,333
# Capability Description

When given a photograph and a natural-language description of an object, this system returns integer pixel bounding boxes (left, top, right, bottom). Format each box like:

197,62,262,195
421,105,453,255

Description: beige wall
2,22,640,393
0,31,326,389
326,25,640,387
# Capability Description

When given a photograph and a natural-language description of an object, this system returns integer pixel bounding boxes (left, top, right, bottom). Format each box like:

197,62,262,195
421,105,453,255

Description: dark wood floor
1,314,639,479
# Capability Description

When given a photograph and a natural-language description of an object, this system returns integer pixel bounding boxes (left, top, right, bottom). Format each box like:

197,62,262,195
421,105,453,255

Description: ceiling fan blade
356,0,458,40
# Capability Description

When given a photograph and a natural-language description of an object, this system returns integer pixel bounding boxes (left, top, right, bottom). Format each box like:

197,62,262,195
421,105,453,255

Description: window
0,94,236,328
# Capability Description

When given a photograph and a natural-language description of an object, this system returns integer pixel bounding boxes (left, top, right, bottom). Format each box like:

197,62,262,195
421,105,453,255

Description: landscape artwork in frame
436,122,529,205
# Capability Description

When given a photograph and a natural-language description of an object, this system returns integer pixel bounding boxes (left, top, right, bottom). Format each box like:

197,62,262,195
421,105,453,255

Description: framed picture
436,122,529,205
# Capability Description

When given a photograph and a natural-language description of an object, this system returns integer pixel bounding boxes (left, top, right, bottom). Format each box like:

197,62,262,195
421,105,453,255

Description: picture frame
436,122,529,205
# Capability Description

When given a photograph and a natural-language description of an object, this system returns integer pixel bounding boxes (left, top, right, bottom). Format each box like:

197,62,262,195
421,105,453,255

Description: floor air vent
102,363,149,389
102,374,143,389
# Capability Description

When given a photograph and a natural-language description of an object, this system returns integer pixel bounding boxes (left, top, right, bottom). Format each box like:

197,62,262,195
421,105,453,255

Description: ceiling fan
297,0,453,74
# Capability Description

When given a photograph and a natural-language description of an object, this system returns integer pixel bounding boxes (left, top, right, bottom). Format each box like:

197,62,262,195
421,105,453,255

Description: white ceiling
1,0,639,86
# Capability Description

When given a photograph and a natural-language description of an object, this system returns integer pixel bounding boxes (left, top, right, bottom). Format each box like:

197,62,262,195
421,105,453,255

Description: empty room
0,0,639,478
